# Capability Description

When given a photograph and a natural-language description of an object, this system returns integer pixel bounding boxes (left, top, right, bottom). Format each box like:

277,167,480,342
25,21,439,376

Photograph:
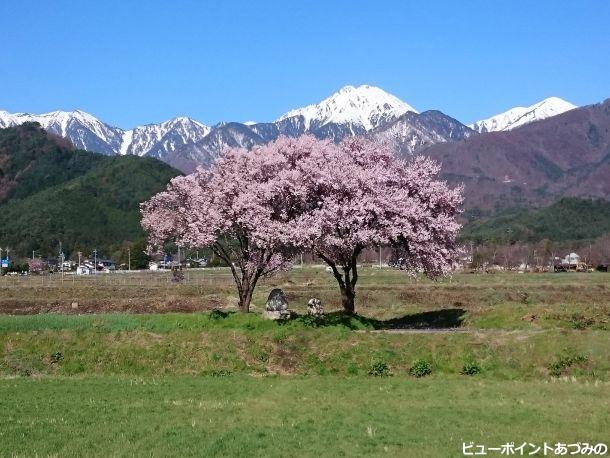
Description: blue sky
1,1,608,127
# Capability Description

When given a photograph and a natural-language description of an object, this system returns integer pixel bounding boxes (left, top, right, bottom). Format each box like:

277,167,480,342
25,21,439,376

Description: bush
50,351,64,364
548,353,588,377
409,359,432,378
368,361,391,377
209,310,228,320
207,369,232,377
461,360,481,376
570,314,595,330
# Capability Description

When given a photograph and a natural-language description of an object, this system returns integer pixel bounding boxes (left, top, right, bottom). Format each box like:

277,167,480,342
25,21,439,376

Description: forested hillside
0,124,180,257
461,198,610,244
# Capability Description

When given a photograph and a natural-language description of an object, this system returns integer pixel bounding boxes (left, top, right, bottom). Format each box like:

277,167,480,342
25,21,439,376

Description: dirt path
357,328,548,334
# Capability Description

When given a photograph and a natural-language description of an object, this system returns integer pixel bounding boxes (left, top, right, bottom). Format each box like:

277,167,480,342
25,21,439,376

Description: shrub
409,359,432,378
50,351,64,364
570,314,595,330
548,353,588,377
368,361,391,377
208,369,232,377
461,360,481,376
209,310,228,320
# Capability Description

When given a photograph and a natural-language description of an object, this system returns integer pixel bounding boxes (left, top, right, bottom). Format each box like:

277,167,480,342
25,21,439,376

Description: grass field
0,268,608,329
0,268,608,456
1,376,608,457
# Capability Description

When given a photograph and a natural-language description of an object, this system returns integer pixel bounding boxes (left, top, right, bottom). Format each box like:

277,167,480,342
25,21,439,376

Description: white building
76,265,92,275
562,252,581,266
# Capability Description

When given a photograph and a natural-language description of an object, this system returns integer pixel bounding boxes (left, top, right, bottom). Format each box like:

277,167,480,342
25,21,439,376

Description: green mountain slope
0,124,180,257
461,198,610,243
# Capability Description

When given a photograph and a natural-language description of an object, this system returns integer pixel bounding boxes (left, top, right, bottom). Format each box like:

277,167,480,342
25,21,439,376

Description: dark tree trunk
238,283,253,313
340,284,356,315
213,241,264,314
318,250,361,315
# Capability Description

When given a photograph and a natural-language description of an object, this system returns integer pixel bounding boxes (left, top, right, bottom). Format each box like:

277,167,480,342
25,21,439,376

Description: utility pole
93,249,97,276
128,248,131,271
4,247,10,276
379,246,382,269
32,250,35,260
78,251,82,267
300,252,303,268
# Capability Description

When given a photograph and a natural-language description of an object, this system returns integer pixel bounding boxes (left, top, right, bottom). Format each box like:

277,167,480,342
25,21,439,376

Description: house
98,260,116,272
562,252,581,266
556,252,589,272
76,265,92,275
187,257,208,268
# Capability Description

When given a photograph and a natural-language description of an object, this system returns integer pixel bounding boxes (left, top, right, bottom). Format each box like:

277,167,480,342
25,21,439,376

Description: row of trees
141,136,463,314
470,236,610,269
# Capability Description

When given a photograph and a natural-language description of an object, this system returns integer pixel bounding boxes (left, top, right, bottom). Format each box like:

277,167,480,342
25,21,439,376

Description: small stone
307,298,324,316
71,302,79,309
266,288,288,312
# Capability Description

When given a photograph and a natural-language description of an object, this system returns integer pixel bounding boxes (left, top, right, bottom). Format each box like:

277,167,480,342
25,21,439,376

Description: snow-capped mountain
370,110,474,158
0,109,123,154
469,97,577,133
167,85,422,170
164,122,267,172
276,85,417,137
119,117,211,159
1,87,582,174
0,109,211,160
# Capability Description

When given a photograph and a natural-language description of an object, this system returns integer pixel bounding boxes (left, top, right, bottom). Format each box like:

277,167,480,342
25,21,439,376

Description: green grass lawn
1,376,608,457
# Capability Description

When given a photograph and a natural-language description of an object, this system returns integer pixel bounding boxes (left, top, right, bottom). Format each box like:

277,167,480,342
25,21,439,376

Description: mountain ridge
0,87,584,176
469,97,577,133
421,98,610,211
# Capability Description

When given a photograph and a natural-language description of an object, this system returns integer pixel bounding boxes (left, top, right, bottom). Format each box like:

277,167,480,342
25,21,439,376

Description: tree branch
317,251,345,289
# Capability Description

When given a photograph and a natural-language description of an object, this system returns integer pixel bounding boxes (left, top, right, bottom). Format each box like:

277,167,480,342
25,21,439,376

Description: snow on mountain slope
370,110,474,158
0,109,211,159
277,85,417,131
469,97,577,133
120,117,211,158
0,109,123,154
167,122,266,172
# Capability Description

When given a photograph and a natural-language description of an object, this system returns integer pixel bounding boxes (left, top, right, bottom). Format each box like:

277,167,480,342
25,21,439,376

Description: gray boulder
266,288,288,312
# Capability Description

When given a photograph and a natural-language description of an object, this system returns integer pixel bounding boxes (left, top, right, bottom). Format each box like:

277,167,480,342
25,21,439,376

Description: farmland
0,268,608,456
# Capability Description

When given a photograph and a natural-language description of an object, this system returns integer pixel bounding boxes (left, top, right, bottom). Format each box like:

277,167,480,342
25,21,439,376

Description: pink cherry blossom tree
274,136,463,314
142,134,462,315
141,147,299,313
